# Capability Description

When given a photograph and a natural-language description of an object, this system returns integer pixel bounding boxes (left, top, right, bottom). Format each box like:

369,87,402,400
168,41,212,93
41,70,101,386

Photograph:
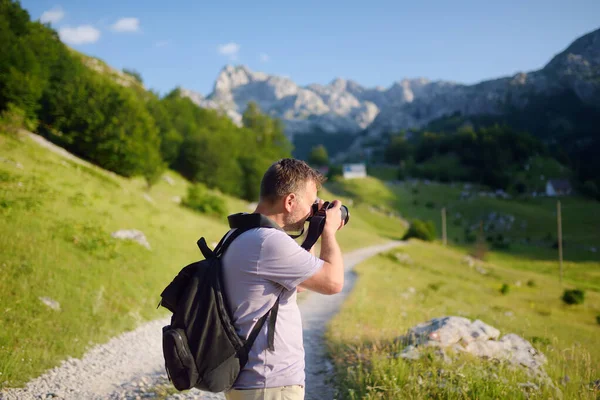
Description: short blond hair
260,159,325,203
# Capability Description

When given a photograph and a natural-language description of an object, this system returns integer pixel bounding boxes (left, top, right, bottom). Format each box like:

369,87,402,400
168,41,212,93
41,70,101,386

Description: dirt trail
0,241,403,400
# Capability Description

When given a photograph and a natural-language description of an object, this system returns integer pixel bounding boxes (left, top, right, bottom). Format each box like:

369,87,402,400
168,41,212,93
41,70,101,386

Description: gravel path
0,241,402,400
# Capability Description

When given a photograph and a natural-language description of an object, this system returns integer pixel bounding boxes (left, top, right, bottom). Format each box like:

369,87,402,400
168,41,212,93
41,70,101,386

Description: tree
308,145,329,166
122,68,143,84
384,133,411,164
146,96,182,166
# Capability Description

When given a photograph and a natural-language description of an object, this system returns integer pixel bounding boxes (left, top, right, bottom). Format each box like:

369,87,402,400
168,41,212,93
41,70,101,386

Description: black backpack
158,213,283,392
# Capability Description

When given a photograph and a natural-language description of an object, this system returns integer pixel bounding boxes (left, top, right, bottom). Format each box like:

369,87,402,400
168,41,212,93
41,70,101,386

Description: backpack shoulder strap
243,291,281,355
227,212,283,231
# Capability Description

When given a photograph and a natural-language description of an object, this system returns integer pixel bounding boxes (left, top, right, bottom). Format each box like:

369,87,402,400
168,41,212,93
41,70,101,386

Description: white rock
398,316,548,377
111,229,151,250
162,175,175,186
142,193,154,204
39,297,61,311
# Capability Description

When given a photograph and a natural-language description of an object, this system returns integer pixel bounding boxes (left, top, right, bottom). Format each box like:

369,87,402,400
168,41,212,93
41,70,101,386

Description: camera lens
340,205,350,225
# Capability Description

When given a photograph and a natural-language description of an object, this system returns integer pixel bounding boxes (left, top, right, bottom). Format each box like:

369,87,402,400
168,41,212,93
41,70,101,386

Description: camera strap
300,214,326,250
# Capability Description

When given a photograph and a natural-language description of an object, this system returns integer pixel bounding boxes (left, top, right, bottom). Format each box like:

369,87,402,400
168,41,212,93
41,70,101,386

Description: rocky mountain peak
190,28,599,138
545,28,600,70
330,78,348,91
213,64,266,93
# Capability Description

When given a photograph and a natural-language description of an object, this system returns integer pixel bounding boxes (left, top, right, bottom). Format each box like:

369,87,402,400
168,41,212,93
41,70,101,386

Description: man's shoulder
231,227,291,248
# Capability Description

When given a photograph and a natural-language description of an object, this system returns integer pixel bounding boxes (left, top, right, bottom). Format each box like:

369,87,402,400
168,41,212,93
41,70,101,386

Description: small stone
162,175,175,186
39,297,61,311
111,229,151,250
142,193,154,204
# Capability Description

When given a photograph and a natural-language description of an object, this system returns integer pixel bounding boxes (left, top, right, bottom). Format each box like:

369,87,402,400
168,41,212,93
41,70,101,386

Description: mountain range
181,28,600,138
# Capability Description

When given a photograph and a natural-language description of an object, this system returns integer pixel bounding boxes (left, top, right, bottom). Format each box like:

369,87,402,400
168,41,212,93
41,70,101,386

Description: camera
309,199,350,226
300,198,350,250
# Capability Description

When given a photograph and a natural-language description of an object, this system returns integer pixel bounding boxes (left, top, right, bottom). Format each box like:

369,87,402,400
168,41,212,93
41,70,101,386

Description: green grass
0,132,404,388
388,180,600,260
327,177,600,291
326,241,600,399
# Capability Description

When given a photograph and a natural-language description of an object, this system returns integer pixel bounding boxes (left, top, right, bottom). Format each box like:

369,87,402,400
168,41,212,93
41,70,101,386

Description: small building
342,163,367,179
546,179,572,197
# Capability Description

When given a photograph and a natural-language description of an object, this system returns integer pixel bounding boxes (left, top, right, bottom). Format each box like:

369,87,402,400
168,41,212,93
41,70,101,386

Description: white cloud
40,7,65,24
259,53,270,62
218,42,240,60
155,40,170,48
58,25,101,45
111,17,140,33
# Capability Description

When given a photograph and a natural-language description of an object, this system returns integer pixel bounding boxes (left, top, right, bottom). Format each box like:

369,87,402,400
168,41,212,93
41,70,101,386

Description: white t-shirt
221,227,324,389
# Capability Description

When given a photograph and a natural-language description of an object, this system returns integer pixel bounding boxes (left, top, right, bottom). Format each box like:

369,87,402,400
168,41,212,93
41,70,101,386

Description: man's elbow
326,280,344,295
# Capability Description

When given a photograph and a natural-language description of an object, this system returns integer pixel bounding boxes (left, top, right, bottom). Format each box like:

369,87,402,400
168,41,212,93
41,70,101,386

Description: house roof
548,179,572,191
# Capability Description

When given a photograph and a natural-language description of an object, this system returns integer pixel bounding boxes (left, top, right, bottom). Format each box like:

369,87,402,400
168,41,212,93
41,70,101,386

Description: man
222,158,345,400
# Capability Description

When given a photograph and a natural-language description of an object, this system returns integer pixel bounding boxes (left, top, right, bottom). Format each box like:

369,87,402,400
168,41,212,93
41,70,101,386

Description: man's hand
323,200,344,235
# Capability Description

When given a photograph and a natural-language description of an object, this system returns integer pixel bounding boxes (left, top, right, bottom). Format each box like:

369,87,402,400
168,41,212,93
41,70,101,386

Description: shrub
580,180,599,201
562,289,585,305
500,283,510,295
402,219,436,241
464,227,477,243
596,315,600,325
526,279,536,287
530,336,551,346
491,233,511,250
0,103,36,134
327,164,343,180
182,183,227,218
425,201,436,209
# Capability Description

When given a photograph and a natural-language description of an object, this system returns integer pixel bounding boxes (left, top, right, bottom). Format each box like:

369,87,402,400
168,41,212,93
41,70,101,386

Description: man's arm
297,244,318,293
299,201,344,295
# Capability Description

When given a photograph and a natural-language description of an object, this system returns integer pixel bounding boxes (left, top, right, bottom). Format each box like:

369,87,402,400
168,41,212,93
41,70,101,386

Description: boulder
397,316,547,378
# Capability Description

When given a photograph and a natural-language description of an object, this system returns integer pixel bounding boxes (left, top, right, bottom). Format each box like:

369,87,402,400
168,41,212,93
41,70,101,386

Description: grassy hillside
327,242,600,399
327,176,600,291
323,174,600,398
0,131,405,388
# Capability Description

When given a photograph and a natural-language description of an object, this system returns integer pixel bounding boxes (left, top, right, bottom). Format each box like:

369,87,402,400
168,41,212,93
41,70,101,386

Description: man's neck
254,203,285,229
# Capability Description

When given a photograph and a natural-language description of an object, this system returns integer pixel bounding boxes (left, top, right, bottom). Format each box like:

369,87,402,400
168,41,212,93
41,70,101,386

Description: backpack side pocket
162,325,199,390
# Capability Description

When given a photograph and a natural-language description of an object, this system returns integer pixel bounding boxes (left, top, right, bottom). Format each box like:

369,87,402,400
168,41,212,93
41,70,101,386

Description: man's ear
283,192,296,213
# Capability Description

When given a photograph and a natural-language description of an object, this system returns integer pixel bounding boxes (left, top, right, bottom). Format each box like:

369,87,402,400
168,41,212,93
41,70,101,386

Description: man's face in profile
283,179,318,232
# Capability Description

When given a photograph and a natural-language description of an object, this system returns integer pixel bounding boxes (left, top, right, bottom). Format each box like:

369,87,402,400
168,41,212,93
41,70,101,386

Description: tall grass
326,241,600,399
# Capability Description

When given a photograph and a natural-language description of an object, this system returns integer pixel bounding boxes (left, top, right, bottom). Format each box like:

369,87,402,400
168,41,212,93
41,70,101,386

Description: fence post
557,200,563,285
442,207,447,246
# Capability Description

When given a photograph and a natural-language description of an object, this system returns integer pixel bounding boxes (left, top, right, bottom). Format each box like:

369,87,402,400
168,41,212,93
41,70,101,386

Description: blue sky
21,0,600,96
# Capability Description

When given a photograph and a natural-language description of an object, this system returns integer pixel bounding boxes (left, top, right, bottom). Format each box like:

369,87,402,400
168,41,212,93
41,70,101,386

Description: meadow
0,131,404,388
325,177,600,399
